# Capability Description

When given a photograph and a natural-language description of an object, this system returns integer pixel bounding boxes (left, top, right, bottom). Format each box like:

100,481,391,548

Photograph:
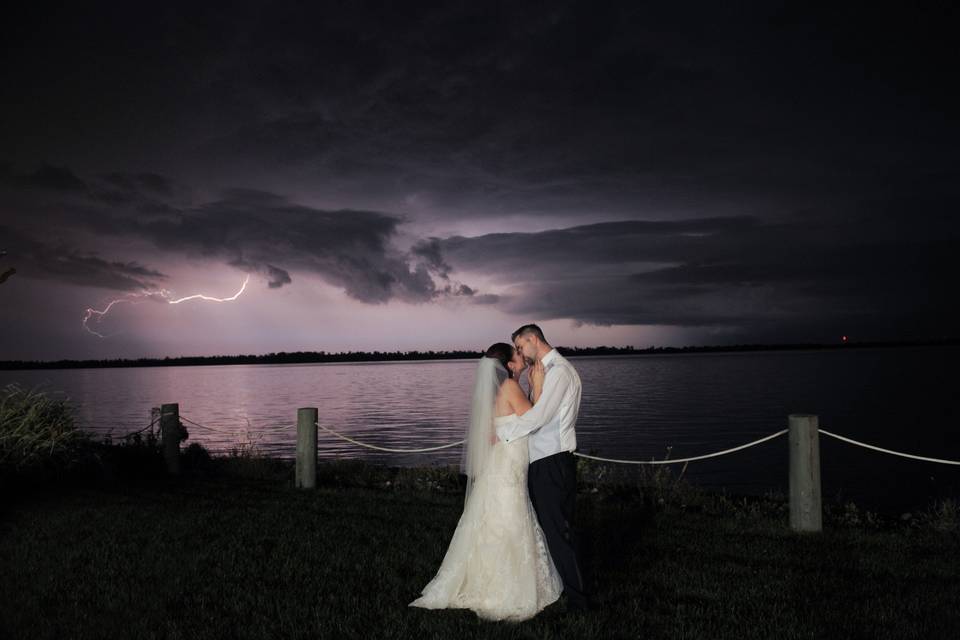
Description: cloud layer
3,157,959,345
2,165,478,304
2,1,959,356
432,208,959,340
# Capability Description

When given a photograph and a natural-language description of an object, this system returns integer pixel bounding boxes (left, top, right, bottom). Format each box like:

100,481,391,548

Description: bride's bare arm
503,379,533,416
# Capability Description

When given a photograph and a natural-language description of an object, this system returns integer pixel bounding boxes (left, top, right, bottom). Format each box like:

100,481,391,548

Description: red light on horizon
842,335,848,342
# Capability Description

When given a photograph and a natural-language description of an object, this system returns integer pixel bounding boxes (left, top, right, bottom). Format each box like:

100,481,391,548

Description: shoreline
6,448,954,524
2,337,957,371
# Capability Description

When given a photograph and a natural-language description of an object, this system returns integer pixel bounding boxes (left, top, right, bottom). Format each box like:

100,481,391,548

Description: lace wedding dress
410,414,562,621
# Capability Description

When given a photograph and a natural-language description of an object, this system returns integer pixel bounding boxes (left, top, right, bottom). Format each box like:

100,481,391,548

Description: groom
495,324,589,611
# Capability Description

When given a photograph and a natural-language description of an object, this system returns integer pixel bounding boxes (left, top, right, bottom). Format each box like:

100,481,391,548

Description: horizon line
2,338,958,371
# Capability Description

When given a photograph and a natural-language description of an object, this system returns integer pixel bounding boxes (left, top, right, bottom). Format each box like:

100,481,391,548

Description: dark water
3,347,958,512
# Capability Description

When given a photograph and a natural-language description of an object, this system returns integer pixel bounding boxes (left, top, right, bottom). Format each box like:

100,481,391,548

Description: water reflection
3,347,958,510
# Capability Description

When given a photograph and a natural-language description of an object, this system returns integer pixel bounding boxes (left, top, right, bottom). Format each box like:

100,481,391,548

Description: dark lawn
1,468,958,640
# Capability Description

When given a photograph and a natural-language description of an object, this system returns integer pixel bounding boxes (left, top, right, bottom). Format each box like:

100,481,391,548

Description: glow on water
3,347,957,511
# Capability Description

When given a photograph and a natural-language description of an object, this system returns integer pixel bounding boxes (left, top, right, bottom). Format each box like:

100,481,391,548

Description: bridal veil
460,356,508,504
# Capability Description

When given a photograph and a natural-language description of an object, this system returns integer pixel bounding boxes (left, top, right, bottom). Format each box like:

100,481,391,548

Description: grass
2,385,957,638
0,384,90,472
1,458,958,640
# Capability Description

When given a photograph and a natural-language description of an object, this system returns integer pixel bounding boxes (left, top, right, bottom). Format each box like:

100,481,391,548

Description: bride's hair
484,342,515,378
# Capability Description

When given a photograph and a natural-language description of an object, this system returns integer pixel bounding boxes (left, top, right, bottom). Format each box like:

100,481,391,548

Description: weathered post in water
160,403,181,475
788,414,822,532
296,407,318,489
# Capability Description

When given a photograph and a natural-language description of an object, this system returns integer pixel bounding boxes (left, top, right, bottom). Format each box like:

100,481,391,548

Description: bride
409,343,562,621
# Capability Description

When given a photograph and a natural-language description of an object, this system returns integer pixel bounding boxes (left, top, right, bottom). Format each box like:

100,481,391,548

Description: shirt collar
541,348,559,367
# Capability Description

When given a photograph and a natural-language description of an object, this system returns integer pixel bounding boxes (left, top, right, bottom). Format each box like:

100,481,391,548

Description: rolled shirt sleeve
496,366,571,443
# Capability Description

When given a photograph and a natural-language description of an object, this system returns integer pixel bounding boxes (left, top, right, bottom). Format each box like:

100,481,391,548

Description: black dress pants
528,451,587,606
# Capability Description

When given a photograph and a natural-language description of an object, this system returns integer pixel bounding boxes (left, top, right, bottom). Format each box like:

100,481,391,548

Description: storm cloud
432,207,959,340
1,1,958,357
0,224,167,292
1,169,480,304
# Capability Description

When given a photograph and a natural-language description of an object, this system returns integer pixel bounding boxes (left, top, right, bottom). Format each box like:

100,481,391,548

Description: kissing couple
410,324,589,621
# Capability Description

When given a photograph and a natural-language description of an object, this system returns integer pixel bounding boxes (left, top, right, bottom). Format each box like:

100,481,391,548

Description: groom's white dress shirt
496,348,581,463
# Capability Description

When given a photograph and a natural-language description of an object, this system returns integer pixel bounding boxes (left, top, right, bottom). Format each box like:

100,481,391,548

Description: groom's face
514,335,537,365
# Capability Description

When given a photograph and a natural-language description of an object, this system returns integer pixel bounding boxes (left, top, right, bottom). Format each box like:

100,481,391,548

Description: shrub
93,430,165,485
918,499,958,532
182,442,214,476
215,432,289,481
576,448,703,512
0,384,93,473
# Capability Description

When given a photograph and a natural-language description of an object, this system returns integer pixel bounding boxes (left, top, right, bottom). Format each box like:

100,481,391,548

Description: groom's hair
511,324,547,344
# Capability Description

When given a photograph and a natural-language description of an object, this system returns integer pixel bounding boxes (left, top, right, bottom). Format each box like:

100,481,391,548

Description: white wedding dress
410,414,562,621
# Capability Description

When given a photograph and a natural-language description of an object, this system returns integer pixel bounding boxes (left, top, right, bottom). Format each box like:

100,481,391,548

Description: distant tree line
0,338,957,371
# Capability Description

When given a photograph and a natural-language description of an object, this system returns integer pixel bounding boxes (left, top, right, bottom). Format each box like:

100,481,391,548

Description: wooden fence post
789,414,822,532
296,407,318,489
160,403,181,475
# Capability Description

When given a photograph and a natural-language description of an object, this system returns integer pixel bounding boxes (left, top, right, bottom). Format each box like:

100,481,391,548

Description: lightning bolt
83,275,251,338
167,275,249,304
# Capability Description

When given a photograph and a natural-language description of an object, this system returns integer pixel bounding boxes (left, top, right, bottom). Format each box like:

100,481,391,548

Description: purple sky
2,2,958,360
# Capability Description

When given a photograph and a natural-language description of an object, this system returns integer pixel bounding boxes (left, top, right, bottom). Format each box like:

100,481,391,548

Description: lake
3,347,958,512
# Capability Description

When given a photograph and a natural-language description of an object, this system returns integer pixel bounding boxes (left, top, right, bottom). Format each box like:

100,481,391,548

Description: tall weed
0,384,90,471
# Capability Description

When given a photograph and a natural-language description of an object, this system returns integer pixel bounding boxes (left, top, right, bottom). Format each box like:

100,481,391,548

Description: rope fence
104,415,159,441
571,429,789,465
181,415,259,437
820,429,960,466
139,403,959,533
317,422,465,453
172,412,960,466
